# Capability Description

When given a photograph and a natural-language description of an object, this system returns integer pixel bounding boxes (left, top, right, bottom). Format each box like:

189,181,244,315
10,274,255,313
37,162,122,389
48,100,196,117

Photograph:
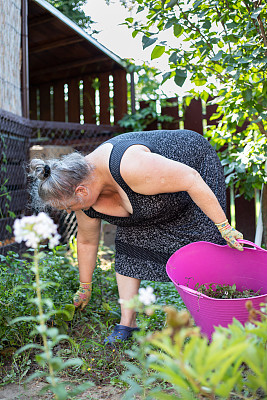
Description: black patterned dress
83,130,226,282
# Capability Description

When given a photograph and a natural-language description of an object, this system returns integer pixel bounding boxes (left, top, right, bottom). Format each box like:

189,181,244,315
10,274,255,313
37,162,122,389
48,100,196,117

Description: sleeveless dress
83,130,226,282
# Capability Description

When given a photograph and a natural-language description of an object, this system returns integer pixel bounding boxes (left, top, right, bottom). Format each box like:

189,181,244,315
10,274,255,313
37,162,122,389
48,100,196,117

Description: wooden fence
29,69,128,126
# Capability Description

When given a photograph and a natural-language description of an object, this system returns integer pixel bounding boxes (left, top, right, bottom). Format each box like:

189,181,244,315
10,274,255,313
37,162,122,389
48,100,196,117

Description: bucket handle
237,239,265,251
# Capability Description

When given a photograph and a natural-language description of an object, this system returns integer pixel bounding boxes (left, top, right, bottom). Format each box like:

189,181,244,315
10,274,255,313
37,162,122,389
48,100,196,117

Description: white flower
48,233,60,249
14,213,60,249
138,286,156,306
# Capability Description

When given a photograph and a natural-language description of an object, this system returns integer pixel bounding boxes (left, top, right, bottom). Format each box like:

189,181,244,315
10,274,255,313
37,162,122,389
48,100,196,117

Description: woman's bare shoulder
86,142,113,162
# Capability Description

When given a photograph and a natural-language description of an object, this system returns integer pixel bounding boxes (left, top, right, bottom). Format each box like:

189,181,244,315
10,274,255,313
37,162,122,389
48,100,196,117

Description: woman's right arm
73,211,101,309
75,210,101,282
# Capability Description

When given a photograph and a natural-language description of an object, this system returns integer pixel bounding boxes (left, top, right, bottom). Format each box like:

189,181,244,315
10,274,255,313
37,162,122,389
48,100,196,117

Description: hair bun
43,164,51,178
29,159,49,181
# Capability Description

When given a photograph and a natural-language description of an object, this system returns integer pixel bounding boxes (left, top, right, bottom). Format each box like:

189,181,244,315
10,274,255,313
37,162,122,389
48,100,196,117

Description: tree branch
252,116,267,138
242,0,261,32
257,16,267,49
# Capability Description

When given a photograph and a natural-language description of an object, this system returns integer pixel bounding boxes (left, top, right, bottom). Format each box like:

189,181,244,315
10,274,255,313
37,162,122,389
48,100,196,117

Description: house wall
0,0,22,116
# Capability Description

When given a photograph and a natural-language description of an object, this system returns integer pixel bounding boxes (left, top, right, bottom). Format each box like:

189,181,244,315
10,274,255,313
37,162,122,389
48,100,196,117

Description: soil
0,380,126,400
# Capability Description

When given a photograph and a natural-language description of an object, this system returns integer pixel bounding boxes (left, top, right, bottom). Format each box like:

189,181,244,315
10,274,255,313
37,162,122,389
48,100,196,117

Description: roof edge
32,0,127,69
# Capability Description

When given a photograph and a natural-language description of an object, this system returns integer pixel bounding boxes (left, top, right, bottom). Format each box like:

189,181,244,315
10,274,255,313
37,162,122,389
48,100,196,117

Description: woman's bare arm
75,210,101,282
120,148,226,224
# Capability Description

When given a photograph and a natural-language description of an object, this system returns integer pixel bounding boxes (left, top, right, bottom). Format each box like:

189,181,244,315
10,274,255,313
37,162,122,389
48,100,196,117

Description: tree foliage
47,0,96,32
115,0,267,199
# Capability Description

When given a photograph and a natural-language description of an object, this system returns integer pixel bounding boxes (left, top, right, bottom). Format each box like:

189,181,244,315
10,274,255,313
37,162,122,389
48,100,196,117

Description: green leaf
173,24,183,38
16,343,43,355
166,0,178,8
193,0,203,8
142,35,157,50
193,77,207,86
243,89,252,101
151,45,166,60
162,72,172,84
200,90,209,103
214,64,224,73
169,52,178,64
202,20,211,30
174,68,187,86
211,51,223,61
251,7,264,19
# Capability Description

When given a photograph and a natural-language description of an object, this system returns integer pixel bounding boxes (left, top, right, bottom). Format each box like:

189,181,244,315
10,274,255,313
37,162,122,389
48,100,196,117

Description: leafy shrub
0,247,79,349
0,252,36,349
121,302,267,400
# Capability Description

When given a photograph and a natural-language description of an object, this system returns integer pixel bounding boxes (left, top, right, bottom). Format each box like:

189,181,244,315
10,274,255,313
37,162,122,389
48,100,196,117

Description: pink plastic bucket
166,239,267,339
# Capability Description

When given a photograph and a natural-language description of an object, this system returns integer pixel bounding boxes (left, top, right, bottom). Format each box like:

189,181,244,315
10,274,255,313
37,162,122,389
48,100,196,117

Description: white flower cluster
138,286,156,306
14,212,60,249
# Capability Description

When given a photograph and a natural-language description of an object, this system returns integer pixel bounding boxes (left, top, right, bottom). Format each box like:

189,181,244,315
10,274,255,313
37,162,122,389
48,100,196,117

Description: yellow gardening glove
73,282,92,310
215,219,243,251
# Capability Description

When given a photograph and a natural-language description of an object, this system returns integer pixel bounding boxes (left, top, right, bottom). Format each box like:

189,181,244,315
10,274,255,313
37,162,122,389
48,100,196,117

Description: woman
30,129,243,344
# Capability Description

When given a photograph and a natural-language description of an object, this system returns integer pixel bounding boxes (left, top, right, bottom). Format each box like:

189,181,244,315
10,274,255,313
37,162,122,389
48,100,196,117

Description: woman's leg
116,272,141,328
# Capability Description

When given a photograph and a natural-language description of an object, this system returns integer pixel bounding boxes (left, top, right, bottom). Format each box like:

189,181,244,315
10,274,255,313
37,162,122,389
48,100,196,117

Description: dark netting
0,109,32,254
30,120,120,155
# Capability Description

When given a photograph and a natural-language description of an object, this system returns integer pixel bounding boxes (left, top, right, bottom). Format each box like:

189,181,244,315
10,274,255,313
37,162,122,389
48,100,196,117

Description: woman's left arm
120,148,243,250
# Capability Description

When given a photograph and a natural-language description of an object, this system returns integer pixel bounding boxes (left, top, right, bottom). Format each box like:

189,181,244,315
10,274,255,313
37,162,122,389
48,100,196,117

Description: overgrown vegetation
194,282,262,299
114,0,267,200
1,241,266,399
0,244,184,392
121,300,267,400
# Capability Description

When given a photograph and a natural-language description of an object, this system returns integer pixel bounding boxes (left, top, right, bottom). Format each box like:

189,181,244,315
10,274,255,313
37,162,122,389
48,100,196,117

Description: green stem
34,248,58,399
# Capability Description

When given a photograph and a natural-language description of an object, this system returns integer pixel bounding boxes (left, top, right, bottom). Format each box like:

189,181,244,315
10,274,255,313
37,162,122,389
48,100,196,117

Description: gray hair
29,152,93,209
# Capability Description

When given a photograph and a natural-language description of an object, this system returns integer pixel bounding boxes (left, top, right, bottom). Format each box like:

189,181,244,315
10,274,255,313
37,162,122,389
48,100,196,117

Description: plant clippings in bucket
194,283,262,299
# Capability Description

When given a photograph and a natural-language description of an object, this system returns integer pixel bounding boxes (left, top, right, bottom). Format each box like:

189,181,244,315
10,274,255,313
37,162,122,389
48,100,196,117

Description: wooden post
29,87,37,120
21,0,29,118
99,72,110,125
139,100,158,130
113,69,128,123
161,97,179,130
206,98,220,127
184,98,203,135
130,71,136,115
53,81,65,122
39,83,51,121
83,75,96,124
68,78,81,123
235,196,256,241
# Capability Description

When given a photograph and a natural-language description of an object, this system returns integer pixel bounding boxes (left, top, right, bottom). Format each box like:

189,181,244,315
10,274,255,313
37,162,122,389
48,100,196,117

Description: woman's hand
215,220,243,251
73,282,92,310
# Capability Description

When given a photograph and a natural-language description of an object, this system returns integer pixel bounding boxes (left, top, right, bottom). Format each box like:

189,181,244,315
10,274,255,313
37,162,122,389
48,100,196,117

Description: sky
82,0,192,96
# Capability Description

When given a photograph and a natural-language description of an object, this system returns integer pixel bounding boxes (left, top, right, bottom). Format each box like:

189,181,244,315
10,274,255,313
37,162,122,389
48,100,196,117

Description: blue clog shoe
104,324,140,344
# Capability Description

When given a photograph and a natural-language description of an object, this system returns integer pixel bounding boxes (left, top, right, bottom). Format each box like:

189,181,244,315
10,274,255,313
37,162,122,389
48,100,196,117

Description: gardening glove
73,282,92,310
215,219,243,251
